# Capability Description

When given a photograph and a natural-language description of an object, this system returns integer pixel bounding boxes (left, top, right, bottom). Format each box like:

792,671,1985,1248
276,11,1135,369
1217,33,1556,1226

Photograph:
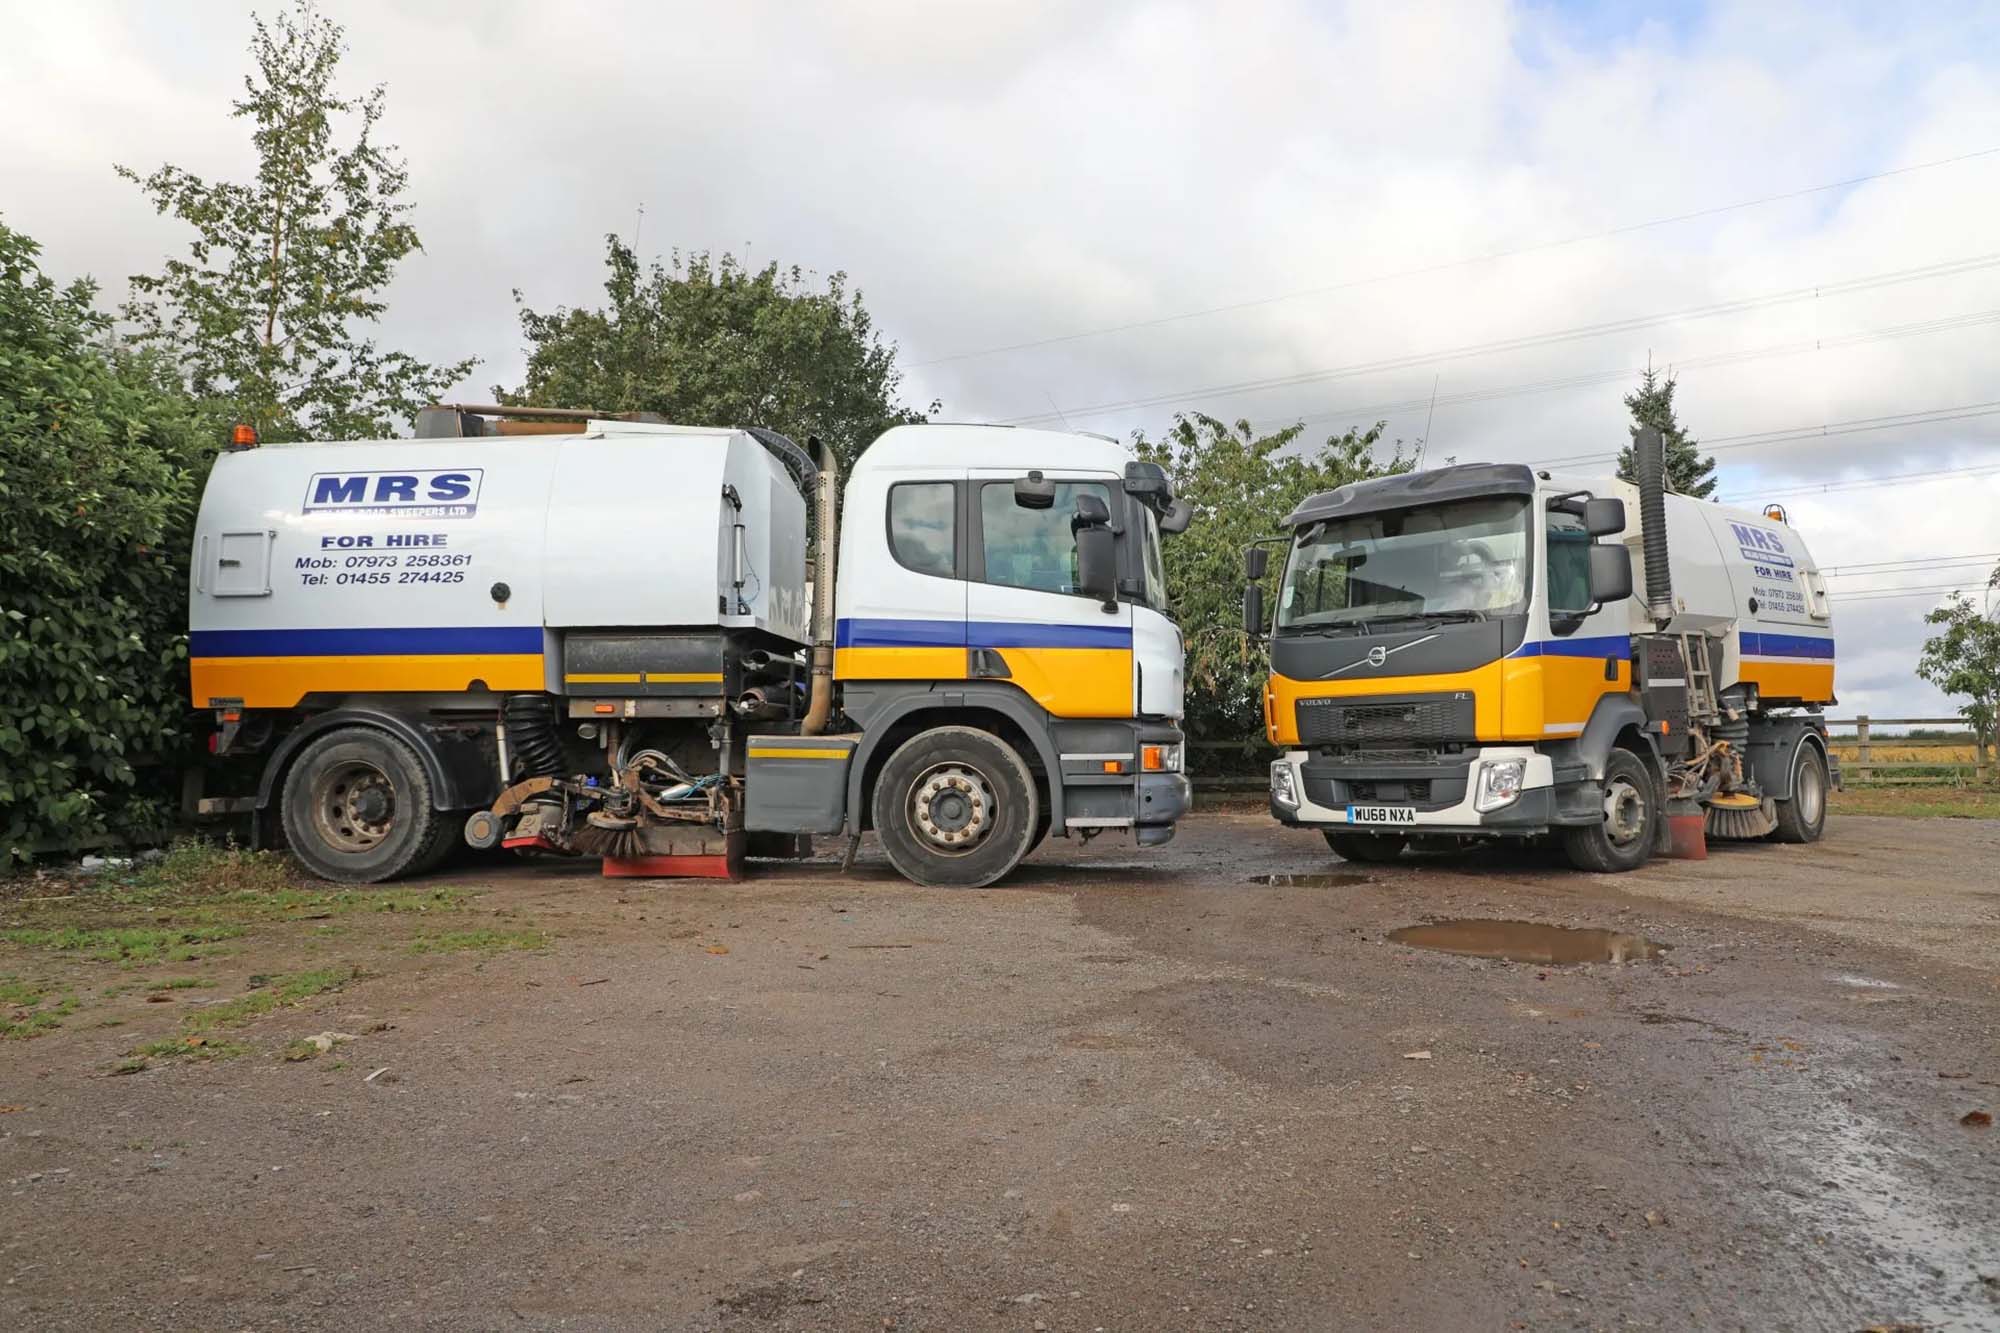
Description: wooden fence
1825,716,1992,785
1190,716,1996,790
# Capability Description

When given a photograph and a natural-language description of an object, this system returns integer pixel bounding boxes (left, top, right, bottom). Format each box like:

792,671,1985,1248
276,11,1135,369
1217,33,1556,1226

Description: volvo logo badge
1321,633,1441,678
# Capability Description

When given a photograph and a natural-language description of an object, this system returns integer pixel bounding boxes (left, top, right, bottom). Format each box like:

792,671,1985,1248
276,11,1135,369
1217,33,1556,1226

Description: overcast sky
3,0,1997,720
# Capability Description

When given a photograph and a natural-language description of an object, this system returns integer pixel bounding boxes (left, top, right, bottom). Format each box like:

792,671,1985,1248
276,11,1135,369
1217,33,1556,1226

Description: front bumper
1268,746,1597,835
1053,720,1190,846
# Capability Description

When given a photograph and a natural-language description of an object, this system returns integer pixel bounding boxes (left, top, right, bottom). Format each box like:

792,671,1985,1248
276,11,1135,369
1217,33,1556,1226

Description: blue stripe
190,626,545,658
836,618,1132,651
835,617,965,649
1741,631,1834,659
1508,634,1631,659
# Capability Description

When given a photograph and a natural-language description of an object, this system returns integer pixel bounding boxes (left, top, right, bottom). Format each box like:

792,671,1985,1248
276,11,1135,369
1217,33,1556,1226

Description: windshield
1276,495,1529,632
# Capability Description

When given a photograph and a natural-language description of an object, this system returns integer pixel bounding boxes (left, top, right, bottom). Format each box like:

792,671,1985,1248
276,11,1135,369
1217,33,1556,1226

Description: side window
978,480,1110,594
1546,507,1592,625
887,482,956,578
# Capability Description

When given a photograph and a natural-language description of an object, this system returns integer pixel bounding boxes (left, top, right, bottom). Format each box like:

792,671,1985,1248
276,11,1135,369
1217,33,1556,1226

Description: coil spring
503,694,564,778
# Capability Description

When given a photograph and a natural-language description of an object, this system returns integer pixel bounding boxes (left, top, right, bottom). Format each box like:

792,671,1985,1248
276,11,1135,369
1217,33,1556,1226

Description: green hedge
0,221,215,865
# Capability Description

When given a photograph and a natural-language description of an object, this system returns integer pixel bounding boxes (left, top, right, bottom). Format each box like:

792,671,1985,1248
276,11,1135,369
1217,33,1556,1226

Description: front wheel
871,726,1039,888
1323,830,1408,863
1562,748,1657,873
1768,742,1829,844
281,727,445,883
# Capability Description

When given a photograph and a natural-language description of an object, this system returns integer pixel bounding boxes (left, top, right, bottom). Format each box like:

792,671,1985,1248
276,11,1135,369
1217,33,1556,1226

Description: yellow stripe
192,654,545,709
835,645,969,682
645,672,723,683
1739,660,1835,703
990,646,1132,718
748,747,852,760
566,672,642,683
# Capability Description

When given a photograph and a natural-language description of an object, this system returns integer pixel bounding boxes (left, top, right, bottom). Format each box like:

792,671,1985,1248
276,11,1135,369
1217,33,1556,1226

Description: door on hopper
964,471,1132,718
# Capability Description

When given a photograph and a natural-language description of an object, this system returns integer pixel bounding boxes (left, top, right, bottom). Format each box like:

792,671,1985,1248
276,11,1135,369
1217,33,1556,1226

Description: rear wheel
1562,748,1657,873
281,728,444,884
1323,831,1408,863
871,726,1039,888
1769,742,1829,844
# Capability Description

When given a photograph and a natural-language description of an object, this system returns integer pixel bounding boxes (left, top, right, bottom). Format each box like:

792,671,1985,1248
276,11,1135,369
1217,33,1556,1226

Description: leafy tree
1917,572,2000,767
118,2,473,441
1616,367,1716,498
1133,414,1411,752
504,236,930,469
0,220,213,865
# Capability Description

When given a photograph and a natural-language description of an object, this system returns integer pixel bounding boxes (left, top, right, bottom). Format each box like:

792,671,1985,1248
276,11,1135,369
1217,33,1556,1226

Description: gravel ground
2,810,1997,1330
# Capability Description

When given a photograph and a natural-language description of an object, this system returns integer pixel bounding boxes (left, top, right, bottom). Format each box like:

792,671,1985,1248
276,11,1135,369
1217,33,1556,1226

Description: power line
1262,306,2000,437
1831,582,1989,602
1530,399,2000,469
1720,462,2000,502
1823,552,2000,575
999,252,2000,426
916,143,2000,367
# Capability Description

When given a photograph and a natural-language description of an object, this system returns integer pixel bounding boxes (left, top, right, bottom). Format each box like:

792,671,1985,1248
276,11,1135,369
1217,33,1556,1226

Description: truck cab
1251,458,1833,872
822,425,1191,883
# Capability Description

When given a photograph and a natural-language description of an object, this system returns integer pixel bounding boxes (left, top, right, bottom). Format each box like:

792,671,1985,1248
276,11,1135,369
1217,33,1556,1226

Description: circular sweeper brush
1703,791,1777,840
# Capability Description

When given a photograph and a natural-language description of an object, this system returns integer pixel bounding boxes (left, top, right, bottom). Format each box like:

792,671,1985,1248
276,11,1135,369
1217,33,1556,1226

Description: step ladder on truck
1246,426,1837,871
188,408,1194,887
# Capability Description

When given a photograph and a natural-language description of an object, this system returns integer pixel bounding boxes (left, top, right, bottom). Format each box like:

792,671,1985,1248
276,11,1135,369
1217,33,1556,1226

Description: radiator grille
1295,693,1475,746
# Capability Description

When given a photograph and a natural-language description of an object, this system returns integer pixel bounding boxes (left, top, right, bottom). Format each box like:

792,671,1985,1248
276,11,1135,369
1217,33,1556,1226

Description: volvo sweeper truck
1246,427,1835,872
189,407,1193,886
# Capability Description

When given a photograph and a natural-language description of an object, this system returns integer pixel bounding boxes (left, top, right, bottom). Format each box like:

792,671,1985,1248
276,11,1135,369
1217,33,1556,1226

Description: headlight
1270,760,1299,808
1142,743,1182,773
1474,758,1526,813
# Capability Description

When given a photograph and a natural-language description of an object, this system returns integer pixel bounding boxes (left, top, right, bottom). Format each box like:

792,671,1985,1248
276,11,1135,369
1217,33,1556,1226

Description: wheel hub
311,760,396,853
1603,778,1646,845
911,764,993,853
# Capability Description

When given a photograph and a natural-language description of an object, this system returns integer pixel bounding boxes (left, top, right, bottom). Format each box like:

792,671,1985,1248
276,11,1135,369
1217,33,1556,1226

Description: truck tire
1561,748,1657,873
1323,831,1408,863
871,726,1039,888
281,727,446,884
1768,742,1829,844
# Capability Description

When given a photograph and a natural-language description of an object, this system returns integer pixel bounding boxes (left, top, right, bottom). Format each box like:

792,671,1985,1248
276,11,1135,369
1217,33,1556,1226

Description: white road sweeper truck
1247,426,1837,871
189,408,1193,886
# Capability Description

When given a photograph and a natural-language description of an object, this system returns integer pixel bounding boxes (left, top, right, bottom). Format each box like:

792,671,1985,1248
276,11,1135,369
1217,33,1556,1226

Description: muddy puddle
1247,872,1371,888
1389,918,1665,964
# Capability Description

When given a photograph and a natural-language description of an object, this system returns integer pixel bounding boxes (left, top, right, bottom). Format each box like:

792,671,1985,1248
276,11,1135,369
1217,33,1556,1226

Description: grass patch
116,839,294,902
1,980,78,1039
0,924,242,963
410,928,547,955
120,966,355,1068
180,967,355,1033
126,1035,249,1064
153,976,215,991
1832,785,2000,819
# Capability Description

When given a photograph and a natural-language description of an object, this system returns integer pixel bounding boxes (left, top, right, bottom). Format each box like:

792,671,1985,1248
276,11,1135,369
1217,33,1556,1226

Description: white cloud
1,0,1995,715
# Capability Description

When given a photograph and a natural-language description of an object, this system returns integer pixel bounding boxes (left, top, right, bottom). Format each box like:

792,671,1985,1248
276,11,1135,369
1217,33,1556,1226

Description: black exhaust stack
1634,425,1673,626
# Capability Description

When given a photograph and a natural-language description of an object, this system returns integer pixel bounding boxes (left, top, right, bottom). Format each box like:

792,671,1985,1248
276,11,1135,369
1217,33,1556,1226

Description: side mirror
1243,545,1269,580
1122,459,1171,501
1584,496,1626,537
1160,497,1193,534
1014,471,1056,510
1243,583,1266,637
1072,494,1117,610
1588,544,1634,604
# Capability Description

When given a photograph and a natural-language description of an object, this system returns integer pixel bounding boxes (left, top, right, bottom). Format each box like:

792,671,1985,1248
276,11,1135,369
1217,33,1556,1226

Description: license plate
1348,804,1417,826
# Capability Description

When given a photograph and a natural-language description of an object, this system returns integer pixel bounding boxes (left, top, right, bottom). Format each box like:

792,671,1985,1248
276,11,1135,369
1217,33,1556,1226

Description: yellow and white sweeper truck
1247,427,1837,871
189,407,1192,886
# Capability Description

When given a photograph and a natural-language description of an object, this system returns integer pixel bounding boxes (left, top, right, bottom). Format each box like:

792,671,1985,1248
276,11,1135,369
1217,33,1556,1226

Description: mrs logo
1728,521,1793,570
304,469,484,518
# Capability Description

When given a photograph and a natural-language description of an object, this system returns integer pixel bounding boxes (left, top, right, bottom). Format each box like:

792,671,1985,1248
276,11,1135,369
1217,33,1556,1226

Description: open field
3,812,1998,1331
